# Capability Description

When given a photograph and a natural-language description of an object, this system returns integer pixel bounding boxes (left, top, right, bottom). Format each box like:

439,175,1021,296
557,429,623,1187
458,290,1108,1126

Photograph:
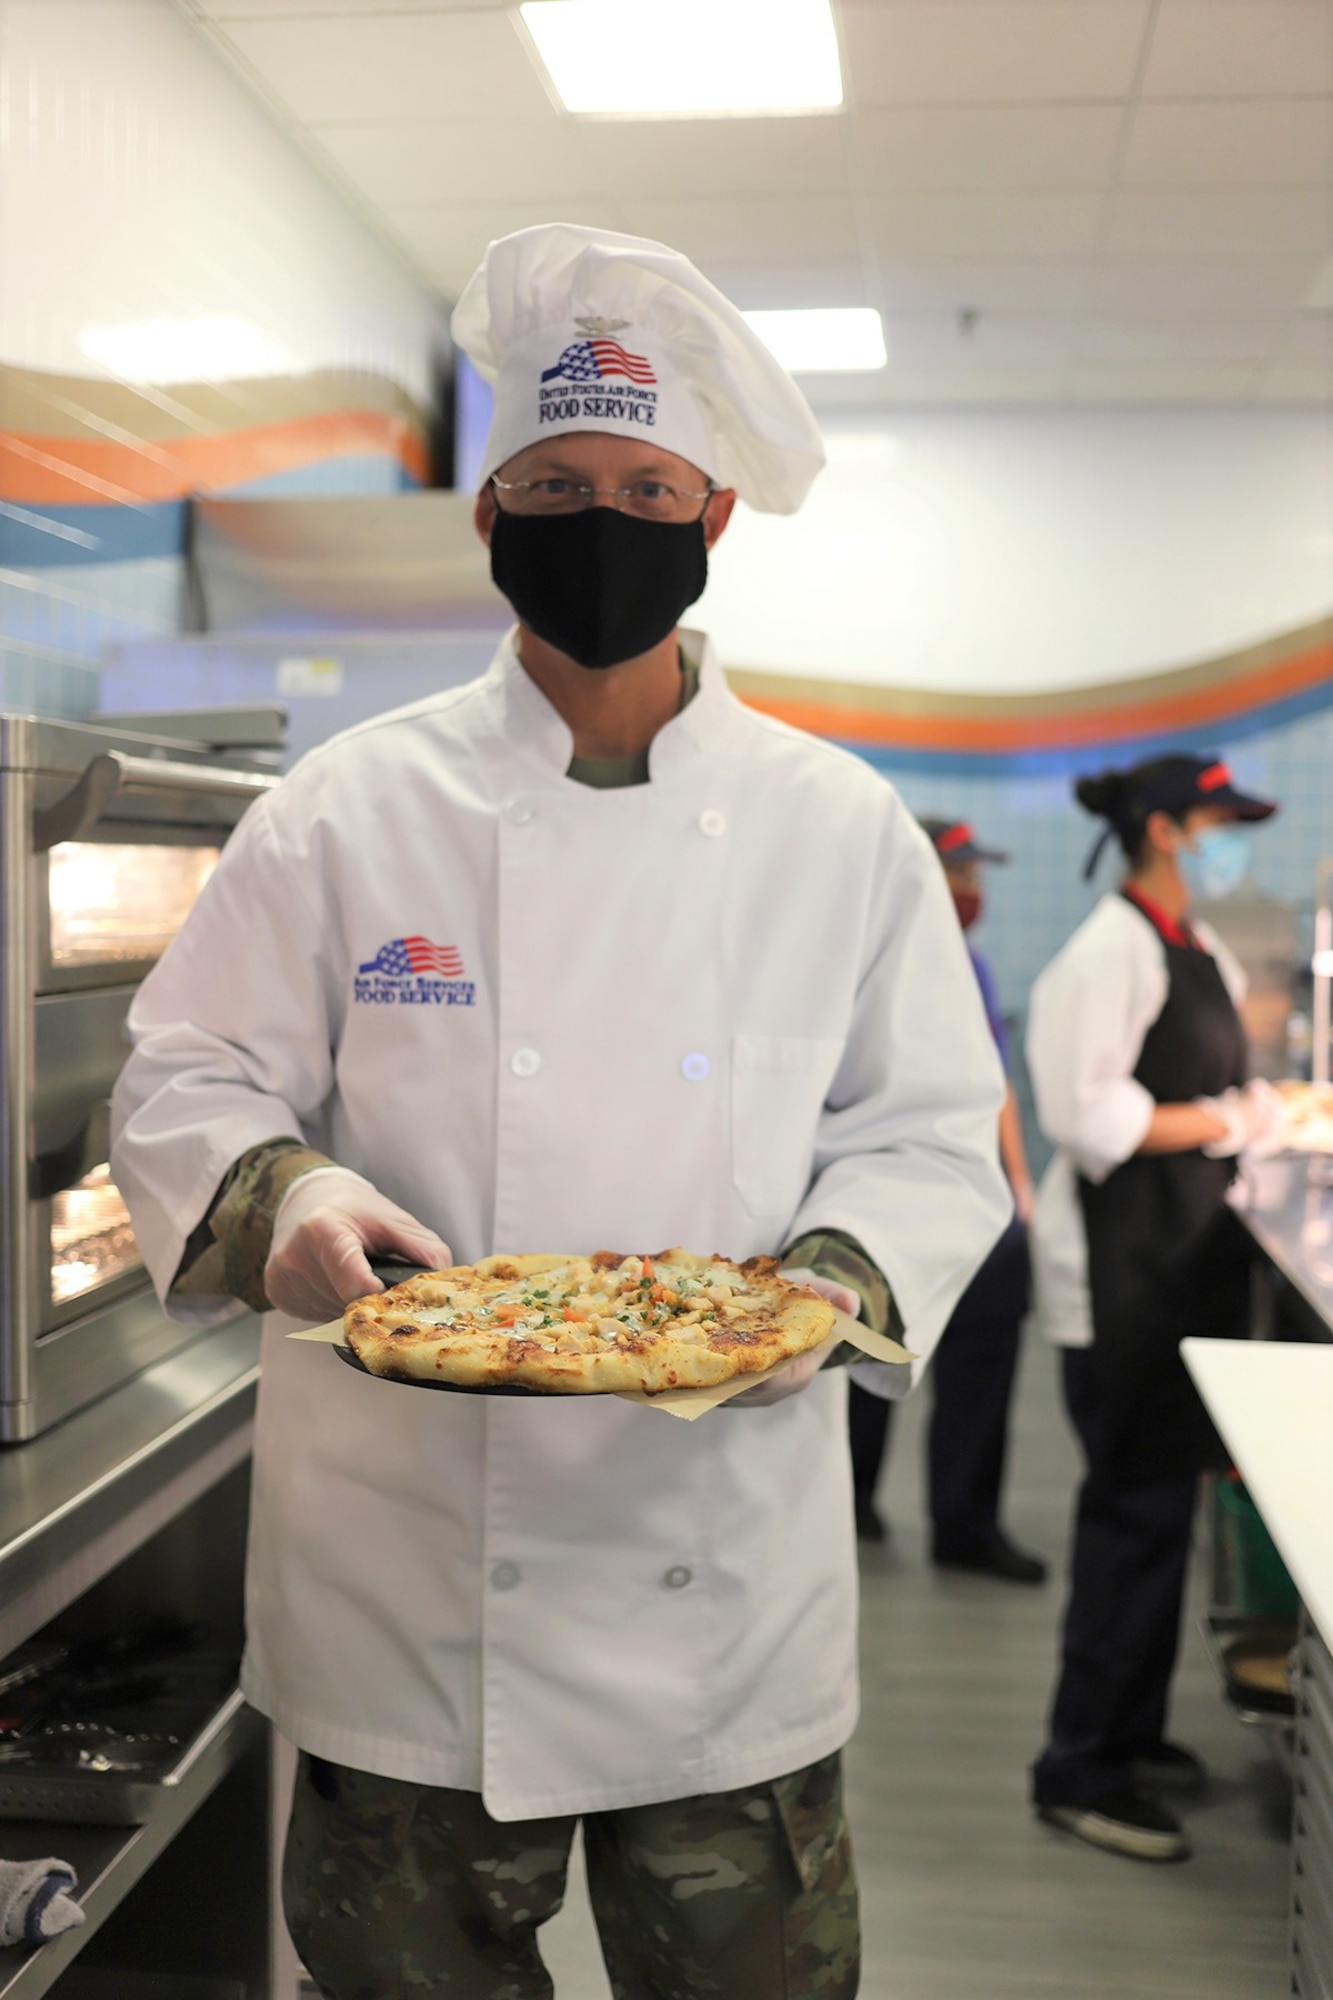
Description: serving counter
1240,1153,1333,1344
1188,1153,1333,2000
0,1318,265,1999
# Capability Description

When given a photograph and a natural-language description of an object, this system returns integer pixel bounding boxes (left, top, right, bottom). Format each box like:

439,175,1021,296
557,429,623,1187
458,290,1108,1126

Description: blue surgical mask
1179,824,1252,901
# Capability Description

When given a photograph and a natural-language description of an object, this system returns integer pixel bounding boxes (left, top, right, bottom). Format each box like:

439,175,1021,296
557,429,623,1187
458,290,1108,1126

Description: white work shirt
111,629,1008,1819
1026,892,1246,1350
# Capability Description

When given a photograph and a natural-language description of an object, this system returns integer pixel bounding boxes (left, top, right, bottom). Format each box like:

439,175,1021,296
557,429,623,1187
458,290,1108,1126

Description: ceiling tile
879,259,1089,313
1263,315,1333,366
885,314,1077,365
1105,187,1333,259
624,197,860,266
817,365,1069,406
388,198,623,298
1075,315,1286,363
200,1,513,13
854,104,1122,192
705,263,871,308
1143,1,1333,99
1069,360,1258,400
840,2,1150,106
1090,257,1323,314
1121,100,1333,187
576,115,849,201
314,118,601,206
871,190,1102,258
1253,366,1333,403
217,11,551,123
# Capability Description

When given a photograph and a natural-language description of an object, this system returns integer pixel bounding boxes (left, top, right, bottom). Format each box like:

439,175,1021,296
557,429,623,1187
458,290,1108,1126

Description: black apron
1076,892,1251,1486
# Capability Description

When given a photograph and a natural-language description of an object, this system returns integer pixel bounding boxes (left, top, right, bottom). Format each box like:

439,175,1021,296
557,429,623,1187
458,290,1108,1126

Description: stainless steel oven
1,715,278,1440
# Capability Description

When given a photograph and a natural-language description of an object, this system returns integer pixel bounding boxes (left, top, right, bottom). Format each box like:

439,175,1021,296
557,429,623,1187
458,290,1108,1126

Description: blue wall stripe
0,500,186,567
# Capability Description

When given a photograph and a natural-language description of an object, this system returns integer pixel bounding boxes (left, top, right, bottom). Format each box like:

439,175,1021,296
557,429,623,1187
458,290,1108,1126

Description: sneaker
1132,1742,1206,1793
1038,1788,1191,1863
933,1530,1048,1585
854,1498,889,1544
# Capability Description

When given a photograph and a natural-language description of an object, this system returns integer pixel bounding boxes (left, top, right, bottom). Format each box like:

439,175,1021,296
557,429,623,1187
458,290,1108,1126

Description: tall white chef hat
450,223,825,516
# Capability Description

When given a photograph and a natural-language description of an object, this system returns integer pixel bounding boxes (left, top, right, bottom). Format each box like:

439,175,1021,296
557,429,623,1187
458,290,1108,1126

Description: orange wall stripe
744,641,1333,751
0,410,427,504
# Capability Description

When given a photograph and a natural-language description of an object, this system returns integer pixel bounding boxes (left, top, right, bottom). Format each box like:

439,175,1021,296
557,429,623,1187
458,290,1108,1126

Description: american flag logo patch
540,339,658,387
358,937,465,978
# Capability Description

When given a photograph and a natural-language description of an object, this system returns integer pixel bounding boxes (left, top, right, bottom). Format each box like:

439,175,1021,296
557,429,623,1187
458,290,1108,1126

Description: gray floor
541,1339,1293,1998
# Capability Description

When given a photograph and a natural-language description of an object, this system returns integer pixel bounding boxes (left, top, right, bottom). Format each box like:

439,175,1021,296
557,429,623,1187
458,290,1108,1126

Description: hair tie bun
1075,771,1125,818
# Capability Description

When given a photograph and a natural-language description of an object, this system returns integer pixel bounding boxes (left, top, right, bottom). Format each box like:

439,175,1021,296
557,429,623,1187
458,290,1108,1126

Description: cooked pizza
342,1249,836,1395
1275,1079,1333,1154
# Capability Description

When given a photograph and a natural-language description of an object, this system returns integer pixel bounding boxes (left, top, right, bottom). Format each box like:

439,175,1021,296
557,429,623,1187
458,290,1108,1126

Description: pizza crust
343,1249,836,1395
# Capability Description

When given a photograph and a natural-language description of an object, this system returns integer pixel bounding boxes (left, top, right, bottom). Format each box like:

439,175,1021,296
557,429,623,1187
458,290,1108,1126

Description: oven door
31,990,147,1334
32,749,276,996
38,833,222,995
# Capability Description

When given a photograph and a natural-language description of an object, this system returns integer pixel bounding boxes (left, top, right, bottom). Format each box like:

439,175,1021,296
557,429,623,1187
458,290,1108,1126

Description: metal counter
0,1316,265,1997
0,1316,261,1661
1236,1153,1333,1341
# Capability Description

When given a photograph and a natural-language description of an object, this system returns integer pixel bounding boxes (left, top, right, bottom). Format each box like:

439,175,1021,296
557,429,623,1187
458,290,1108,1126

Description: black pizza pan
334,1258,541,1396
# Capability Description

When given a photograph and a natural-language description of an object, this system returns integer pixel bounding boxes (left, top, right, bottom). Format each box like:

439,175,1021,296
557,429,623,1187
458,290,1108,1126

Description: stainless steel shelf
1239,1154,1333,1340
0,1319,261,1661
0,1689,264,2000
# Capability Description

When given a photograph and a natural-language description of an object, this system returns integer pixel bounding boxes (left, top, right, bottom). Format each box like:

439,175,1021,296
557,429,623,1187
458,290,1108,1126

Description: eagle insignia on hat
575,316,632,335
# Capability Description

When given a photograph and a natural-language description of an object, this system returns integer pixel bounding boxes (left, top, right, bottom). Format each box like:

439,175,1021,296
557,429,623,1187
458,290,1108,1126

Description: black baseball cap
918,816,1010,866
1076,755,1277,827
1076,754,1277,878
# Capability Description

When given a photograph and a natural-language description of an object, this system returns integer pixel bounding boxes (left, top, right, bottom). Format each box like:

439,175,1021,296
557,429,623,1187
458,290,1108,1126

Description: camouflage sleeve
781,1225,903,1367
169,1138,336,1313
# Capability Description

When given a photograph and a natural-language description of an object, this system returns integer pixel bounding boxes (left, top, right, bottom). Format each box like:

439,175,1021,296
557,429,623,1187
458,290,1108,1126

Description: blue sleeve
969,947,1010,1073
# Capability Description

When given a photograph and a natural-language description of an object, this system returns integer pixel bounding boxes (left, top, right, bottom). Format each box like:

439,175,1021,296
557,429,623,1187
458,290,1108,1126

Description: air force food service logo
354,936,476,1007
539,335,659,432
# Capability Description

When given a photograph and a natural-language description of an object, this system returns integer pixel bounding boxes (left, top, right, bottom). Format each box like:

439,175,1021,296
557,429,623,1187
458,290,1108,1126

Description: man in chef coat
111,225,1009,1999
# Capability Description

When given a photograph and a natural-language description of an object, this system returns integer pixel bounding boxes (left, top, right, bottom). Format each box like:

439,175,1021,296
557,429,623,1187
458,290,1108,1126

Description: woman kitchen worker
1027,754,1285,1864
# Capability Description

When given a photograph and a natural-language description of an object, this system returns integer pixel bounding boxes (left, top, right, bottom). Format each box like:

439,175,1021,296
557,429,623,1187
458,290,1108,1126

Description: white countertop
1182,1338,1333,1647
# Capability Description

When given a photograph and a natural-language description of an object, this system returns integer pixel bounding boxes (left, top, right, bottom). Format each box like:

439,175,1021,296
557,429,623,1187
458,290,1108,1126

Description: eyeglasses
490,474,715,524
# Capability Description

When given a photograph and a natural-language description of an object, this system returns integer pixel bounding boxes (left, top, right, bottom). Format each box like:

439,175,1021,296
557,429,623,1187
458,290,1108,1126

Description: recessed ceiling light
743,308,888,374
79,316,293,384
519,0,843,117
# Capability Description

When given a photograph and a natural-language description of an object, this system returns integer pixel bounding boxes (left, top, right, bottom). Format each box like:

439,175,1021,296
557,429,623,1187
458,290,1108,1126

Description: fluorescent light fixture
80,316,292,384
519,0,842,117
743,308,887,374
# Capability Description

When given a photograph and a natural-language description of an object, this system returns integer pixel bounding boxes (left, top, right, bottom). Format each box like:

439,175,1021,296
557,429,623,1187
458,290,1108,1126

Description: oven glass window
48,843,220,967
51,1164,141,1304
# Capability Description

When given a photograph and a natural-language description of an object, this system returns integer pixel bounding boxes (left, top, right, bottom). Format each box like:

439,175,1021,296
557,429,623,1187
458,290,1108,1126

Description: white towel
0,1857,84,1948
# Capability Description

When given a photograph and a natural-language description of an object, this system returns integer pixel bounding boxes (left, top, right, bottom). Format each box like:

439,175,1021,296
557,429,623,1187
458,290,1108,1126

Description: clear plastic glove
728,1269,858,1409
264,1168,451,1323
1200,1079,1288,1161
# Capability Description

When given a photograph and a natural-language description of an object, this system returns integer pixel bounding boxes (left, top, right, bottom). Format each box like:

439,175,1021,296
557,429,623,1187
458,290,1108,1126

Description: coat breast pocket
730,1034,845,1220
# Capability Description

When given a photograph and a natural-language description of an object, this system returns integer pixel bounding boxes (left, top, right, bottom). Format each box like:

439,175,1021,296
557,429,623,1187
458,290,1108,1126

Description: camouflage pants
283,1748,859,2000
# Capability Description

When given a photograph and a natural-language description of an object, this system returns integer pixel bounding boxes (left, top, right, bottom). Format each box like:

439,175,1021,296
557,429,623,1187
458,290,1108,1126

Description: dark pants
849,1219,1029,1551
1031,1348,1199,1808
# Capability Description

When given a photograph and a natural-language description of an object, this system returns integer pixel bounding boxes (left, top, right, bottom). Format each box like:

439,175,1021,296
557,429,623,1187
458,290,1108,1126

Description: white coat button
681,1052,711,1082
663,1565,692,1590
490,1561,521,1591
510,1048,542,1078
505,798,536,826
699,809,726,838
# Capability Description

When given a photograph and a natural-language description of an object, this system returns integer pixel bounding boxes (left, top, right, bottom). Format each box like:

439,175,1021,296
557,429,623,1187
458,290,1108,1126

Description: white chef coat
1027,892,1246,1351
111,628,1008,1819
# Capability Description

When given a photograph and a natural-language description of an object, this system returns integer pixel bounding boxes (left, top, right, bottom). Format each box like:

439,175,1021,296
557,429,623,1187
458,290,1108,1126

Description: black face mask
489,504,709,671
